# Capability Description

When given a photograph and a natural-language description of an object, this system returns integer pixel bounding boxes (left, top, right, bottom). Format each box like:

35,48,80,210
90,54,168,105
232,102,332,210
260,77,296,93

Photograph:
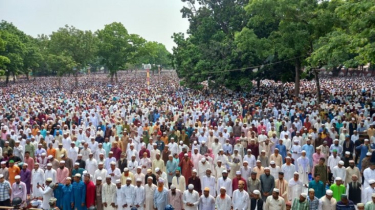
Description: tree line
171,0,375,95
0,21,171,84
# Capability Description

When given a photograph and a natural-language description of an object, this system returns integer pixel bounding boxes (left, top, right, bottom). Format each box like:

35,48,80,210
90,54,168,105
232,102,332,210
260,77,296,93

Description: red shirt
85,181,96,207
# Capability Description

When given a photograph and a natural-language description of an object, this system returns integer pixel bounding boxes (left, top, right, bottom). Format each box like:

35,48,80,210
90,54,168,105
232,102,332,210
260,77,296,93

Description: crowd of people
0,71,374,210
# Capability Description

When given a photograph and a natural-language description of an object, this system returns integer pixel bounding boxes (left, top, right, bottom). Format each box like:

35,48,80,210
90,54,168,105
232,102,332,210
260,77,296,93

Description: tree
96,22,146,82
46,54,76,86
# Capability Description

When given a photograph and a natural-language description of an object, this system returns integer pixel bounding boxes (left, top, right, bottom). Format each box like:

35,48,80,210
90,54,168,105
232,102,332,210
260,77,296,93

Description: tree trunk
115,72,118,83
257,78,260,89
58,77,61,87
110,74,114,83
5,74,9,85
12,72,16,83
332,65,342,77
315,70,321,104
26,73,29,80
294,59,301,96
75,74,78,87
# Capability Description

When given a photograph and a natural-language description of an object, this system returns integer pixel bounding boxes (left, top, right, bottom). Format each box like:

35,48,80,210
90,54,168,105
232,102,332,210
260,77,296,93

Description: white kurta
198,195,215,210
183,190,200,210
197,162,211,178
243,155,256,169
264,196,286,210
215,194,231,210
38,185,53,209
270,166,281,179
287,179,304,203
128,160,139,174
318,196,337,210
31,168,45,198
68,147,79,163
122,184,136,210
93,169,108,182
363,186,375,204
332,166,346,181
134,186,145,210
232,189,250,210
201,175,216,197
145,184,157,210
102,182,116,210
281,164,296,182
86,158,98,175
296,156,310,185
107,168,122,183
44,169,57,184
217,176,233,197
171,176,186,192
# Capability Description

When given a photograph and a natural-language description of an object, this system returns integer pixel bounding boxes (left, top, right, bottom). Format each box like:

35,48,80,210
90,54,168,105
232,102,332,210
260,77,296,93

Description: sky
0,0,190,52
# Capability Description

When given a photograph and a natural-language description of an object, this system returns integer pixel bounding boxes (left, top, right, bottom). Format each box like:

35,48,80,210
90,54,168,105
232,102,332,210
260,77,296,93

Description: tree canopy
172,0,375,94
0,20,171,84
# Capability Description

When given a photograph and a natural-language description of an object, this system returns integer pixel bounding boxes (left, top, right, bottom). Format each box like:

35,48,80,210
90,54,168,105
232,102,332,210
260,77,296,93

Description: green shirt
25,144,35,158
365,202,375,210
330,184,346,202
292,198,309,210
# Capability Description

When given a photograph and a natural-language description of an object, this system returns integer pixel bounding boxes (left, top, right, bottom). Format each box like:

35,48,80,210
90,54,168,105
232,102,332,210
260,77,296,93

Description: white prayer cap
136,178,142,182
75,173,81,177
253,190,260,195
83,170,87,174
24,163,28,166
335,177,342,181
369,179,375,184
264,167,270,170
170,185,176,189
301,150,306,153
285,156,291,159
301,193,307,198
126,177,132,181
236,171,241,175
294,172,299,175
0,174,3,178
365,139,369,142
15,175,20,179
78,154,82,157
60,154,65,158
47,163,52,166
137,166,142,169
326,190,333,195
98,162,104,165
60,161,65,164
345,151,350,155
261,150,266,152
256,160,261,163
194,148,198,150
155,167,160,172
220,187,226,190
97,177,102,181
372,193,375,198
115,179,121,184
188,184,194,190
193,141,197,144
124,168,129,171
0,161,5,165
273,188,280,193
247,149,252,152
201,158,206,162
270,161,275,165
334,139,339,142
184,153,188,157
222,170,228,173
158,178,164,183
110,161,116,165
66,177,72,180
338,161,344,165
367,152,372,156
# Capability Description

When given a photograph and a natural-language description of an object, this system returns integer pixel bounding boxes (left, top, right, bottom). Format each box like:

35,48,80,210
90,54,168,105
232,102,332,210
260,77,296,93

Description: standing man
264,188,286,210
169,185,183,210
72,173,86,210
134,178,145,210
319,190,337,210
296,151,310,185
275,172,289,201
102,176,116,210
215,187,231,210
183,184,199,210
232,180,250,210
291,193,309,210
346,174,361,205
201,169,216,197
153,179,169,210
260,168,275,201
250,190,263,210
11,175,27,207
145,177,157,210
308,174,325,199
123,177,136,210
307,188,320,210
330,177,346,202
217,170,232,197
84,173,96,209
37,178,54,210
199,187,215,210
31,162,45,199
0,174,11,206
171,169,186,192
288,172,305,204
20,163,31,195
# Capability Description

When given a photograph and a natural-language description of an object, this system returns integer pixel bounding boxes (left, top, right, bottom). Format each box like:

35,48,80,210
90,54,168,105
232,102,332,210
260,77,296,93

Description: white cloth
38,186,53,209
44,169,57,184
332,166,346,181
281,164,296,182
270,166,281,179
363,168,375,189
31,168,45,198
264,196,286,210
287,179,304,202
134,185,145,210
201,175,216,197
243,155,256,169
145,184,157,210
86,158,98,175
68,147,79,163
93,169,108,182
198,195,215,210
183,190,200,210
232,189,250,210
107,168,122,184
215,194,231,210
216,177,232,197
197,162,211,178
363,186,375,204
318,196,337,210
171,176,186,192
102,182,117,210
327,155,341,171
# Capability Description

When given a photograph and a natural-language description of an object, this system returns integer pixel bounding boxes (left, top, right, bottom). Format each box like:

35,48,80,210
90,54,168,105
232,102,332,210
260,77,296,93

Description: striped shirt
307,196,320,210
0,181,10,201
292,198,309,210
